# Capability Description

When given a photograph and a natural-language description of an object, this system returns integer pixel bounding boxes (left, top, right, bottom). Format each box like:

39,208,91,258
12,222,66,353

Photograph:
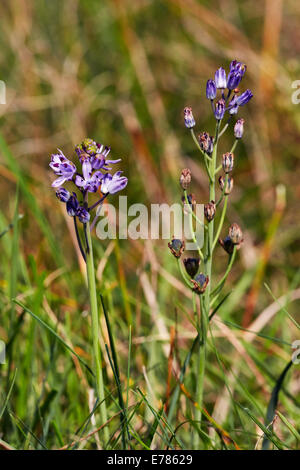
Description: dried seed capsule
218,236,235,255
219,176,233,195
229,223,243,245
180,168,192,190
183,107,195,128
222,152,234,173
183,258,200,278
204,200,216,222
191,273,209,294
234,118,244,139
168,238,185,258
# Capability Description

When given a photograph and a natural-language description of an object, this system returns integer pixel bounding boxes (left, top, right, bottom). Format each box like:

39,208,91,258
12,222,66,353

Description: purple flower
183,107,195,128
100,171,128,195
75,160,103,193
75,138,121,170
66,193,80,217
56,187,70,202
77,207,90,223
236,89,253,106
230,60,247,76
227,71,242,90
49,150,76,187
206,79,216,100
214,67,227,89
214,99,225,120
234,118,245,139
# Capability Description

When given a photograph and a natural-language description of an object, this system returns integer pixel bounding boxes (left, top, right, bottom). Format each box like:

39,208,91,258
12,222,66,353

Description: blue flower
66,192,80,216
56,187,70,202
50,150,76,187
183,107,195,128
236,89,253,106
77,207,90,223
227,61,246,90
206,79,216,100
75,160,103,193
100,171,128,195
234,118,244,139
214,67,227,89
214,99,225,120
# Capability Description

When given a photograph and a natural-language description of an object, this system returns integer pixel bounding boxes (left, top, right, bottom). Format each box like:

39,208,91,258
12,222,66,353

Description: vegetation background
0,0,299,450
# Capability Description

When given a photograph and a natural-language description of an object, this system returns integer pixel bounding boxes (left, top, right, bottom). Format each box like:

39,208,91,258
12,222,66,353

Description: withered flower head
180,168,192,190
168,238,185,258
219,175,234,195
204,200,216,222
222,152,234,173
229,223,243,245
183,258,200,278
218,236,235,254
191,273,209,295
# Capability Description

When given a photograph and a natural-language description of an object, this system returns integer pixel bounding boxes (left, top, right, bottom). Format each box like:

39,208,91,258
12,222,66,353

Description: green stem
194,121,220,447
184,190,204,261
85,222,109,445
177,258,192,288
212,195,228,252
210,246,237,297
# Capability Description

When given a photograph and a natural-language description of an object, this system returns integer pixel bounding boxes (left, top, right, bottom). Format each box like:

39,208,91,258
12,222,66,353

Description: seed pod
222,152,234,173
229,223,243,245
234,118,244,139
168,238,185,258
191,273,209,294
204,200,216,222
180,168,192,190
219,176,233,195
183,258,200,278
218,236,235,255
183,107,195,128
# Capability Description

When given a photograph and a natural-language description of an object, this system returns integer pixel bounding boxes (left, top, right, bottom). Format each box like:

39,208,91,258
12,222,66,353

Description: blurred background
0,0,299,449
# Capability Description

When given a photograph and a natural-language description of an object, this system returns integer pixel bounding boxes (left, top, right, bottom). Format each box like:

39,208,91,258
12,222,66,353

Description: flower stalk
171,60,251,448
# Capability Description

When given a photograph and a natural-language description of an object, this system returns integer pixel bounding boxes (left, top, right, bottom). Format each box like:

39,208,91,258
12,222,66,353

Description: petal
75,175,86,187
52,176,67,187
82,159,92,180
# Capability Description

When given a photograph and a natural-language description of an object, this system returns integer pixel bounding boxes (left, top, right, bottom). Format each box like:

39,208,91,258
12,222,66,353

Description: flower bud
204,200,216,222
229,223,243,245
219,176,234,195
168,238,185,258
214,99,225,120
66,193,79,217
77,207,90,224
183,258,200,278
218,236,235,255
198,132,214,155
234,118,244,139
191,273,209,294
215,67,227,89
180,168,192,190
183,107,195,128
206,79,217,100
222,152,234,173
56,187,70,203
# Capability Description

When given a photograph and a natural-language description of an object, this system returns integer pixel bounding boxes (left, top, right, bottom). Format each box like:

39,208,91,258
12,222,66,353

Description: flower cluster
170,60,252,295
206,61,253,120
50,138,128,224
